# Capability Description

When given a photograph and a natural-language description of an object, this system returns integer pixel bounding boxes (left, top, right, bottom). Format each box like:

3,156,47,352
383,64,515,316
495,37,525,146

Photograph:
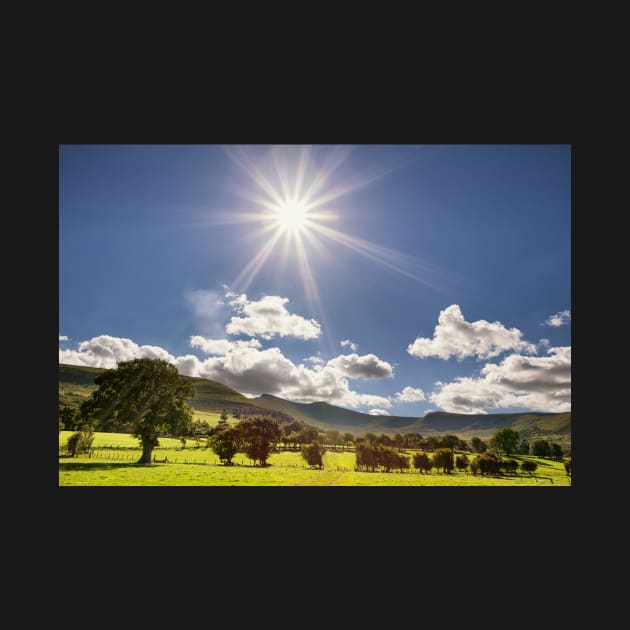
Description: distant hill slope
58,363,570,445
59,363,268,417
250,394,418,431
251,395,570,444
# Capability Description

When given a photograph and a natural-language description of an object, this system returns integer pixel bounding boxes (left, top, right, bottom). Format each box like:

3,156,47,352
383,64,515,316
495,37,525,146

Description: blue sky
59,145,571,416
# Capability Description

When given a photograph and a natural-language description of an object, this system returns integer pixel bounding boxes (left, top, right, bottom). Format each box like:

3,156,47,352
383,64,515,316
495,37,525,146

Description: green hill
59,363,268,418
58,363,570,446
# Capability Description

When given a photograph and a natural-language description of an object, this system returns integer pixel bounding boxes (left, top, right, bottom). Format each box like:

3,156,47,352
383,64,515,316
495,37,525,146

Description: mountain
58,363,570,445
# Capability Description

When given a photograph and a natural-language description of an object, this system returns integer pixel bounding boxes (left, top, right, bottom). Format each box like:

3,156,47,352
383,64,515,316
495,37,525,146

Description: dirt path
329,471,347,486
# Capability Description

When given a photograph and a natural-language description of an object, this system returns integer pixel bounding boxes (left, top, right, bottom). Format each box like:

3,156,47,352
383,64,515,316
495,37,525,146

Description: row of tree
60,358,570,467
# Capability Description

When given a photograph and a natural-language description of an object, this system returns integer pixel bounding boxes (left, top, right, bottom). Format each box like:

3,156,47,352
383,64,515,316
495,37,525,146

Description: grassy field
59,431,570,486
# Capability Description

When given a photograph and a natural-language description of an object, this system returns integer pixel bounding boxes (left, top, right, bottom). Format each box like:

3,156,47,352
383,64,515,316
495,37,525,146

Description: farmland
58,431,570,486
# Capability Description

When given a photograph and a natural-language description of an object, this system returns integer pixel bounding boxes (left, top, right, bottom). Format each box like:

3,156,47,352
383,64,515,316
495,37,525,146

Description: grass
59,431,570,486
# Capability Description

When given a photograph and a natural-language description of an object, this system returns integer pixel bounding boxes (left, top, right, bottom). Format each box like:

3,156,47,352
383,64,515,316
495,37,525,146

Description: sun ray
293,145,312,201
309,222,452,292
293,230,336,357
215,145,456,309
231,228,285,293
300,145,353,207
271,145,292,202
223,146,286,208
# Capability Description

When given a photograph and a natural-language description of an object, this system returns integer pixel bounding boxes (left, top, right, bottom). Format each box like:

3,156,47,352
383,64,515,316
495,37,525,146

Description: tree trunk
138,442,153,464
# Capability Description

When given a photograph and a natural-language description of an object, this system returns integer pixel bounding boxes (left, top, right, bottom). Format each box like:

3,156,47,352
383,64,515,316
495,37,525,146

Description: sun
273,199,309,232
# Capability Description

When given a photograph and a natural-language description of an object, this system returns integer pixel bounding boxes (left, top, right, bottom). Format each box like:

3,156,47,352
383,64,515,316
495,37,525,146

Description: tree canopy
301,440,327,469
238,416,282,466
210,425,241,465
79,358,195,464
493,428,520,456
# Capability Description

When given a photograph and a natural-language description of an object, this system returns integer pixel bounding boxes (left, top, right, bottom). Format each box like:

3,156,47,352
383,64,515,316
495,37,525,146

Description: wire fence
58,447,559,480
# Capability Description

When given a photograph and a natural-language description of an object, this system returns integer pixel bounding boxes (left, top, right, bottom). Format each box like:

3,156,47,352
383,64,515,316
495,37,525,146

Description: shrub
66,429,94,457
520,460,538,475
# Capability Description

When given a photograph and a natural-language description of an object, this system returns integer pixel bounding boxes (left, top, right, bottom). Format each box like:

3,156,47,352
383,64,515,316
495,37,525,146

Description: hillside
58,363,570,445
250,394,418,431
59,363,268,418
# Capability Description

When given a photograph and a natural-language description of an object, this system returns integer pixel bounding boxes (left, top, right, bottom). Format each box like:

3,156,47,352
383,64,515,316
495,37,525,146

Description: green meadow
58,431,570,486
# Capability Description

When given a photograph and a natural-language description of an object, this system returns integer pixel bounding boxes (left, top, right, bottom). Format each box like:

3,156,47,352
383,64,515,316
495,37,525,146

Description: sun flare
221,145,440,306
273,199,309,232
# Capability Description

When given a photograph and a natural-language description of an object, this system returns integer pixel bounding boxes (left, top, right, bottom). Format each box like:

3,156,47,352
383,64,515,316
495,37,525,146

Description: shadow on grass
59,462,146,472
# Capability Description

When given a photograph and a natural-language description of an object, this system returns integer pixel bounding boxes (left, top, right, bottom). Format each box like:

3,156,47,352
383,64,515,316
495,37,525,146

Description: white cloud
539,338,551,349
394,386,426,403
192,346,392,408
340,339,359,352
429,346,571,414
59,335,68,341
59,334,391,411
59,335,176,369
545,309,571,327
326,353,394,379
304,355,325,366
369,409,391,416
190,336,262,355
407,304,536,360
225,294,321,340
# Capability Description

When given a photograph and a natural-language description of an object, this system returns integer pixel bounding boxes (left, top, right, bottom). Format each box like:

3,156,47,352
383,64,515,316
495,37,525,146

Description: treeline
61,412,572,477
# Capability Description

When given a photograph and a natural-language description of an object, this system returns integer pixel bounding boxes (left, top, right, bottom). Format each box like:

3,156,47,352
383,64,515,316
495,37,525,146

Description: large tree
438,434,459,450
413,452,432,473
238,416,282,466
209,425,241,465
433,448,455,473
59,404,79,431
493,428,520,456
471,436,487,453
301,440,327,469
456,454,469,472
355,441,378,471
531,439,551,457
79,358,195,464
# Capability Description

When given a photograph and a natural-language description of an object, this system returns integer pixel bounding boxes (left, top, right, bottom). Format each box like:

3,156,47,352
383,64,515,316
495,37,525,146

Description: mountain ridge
58,363,570,445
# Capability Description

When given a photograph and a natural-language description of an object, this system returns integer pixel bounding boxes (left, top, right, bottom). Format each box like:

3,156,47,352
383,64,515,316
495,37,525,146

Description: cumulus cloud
394,386,426,403
326,353,394,379
545,309,571,327
429,346,571,414
340,339,358,352
225,294,321,340
407,304,536,360
59,334,391,410
190,346,392,408
59,335,68,341
59,334,175,369
190,336,261,355
369,409,391,416
304,355,325,366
